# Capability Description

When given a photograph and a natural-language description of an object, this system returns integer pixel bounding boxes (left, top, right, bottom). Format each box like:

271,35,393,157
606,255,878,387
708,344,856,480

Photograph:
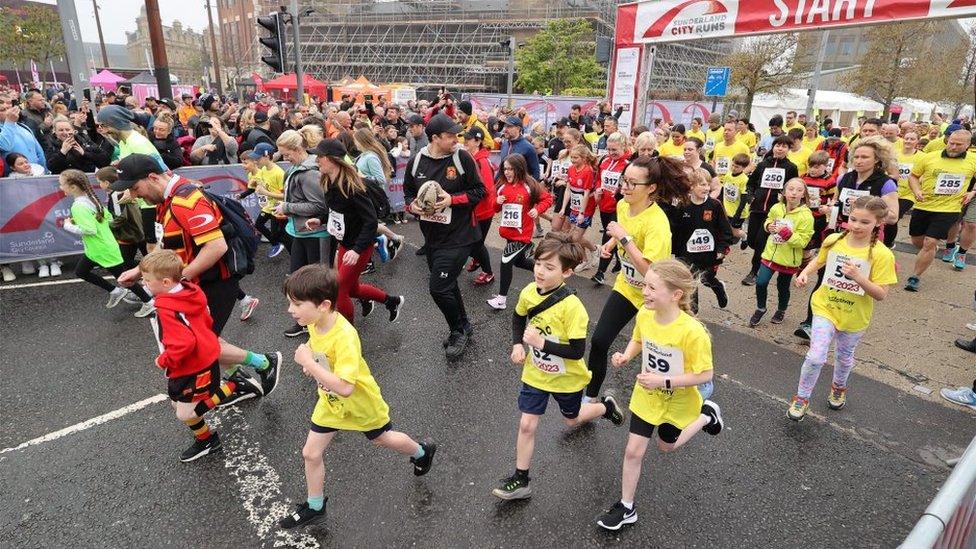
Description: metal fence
901,434,976,548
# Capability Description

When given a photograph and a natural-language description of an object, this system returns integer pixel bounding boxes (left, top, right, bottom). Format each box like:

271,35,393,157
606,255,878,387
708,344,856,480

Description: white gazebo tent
750,88,884,131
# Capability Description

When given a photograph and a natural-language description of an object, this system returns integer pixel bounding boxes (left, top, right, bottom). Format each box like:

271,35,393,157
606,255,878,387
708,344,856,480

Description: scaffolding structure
294,0,733,94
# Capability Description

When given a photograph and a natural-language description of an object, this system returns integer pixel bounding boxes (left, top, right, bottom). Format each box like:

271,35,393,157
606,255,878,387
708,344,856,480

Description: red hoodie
151,281,221,378
495,179,553,243
596,153,628,214
472,147,497,221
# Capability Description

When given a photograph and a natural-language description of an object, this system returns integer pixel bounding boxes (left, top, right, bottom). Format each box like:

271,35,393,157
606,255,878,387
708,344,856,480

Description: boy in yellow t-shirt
243,143,291,258
596,259,723,531
279,265,436,529
721,153,751,242
493,233,624,501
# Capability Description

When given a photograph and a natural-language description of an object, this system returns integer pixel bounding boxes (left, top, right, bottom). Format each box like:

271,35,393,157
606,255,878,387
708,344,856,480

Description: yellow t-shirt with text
721,171,749,217
612,201,672,308
910,150,976,213
249,163,286,214
712,140,751,176
736,130,757,150
811,234,897,332
515,283,591,394
896,150,922,202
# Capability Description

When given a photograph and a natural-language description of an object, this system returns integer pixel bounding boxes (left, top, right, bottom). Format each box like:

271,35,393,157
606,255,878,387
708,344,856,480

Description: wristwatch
619,235,632,247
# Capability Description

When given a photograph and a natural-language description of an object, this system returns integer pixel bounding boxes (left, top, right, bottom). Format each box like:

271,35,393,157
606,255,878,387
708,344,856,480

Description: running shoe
473,272,494,285
134,300,156,318
794,322,812,340
591,271,606,285
953,252,967,271
279,501,327,529
749,308,766,327
601,395,624,426
258,352,282,397
106,287,127,308
21,261,35,275
942,244,959,262
360,299,374,318
741,272,757,286
416,246,427,256
716,280,729,309
596,501,637,530
940,386,976,410
362,261,376,275
771,310,786,324
533,223,545,238
122,290,142,304
388,235,404,262
49,261,62,277
443,325,474,348
386,296,405,323
956,337,976,353
445,330,469,360
702,400,724,435
375,235,390,263
966,322,976,331
787,395,809,421
904,276,920,292
268,243,285,258
284,323,308,337
239,295,260,321
219,371,264,407
611,260,621,273
38,263,50,278
827,383,847,410
410,440,437,476
1,266,14,282
491,473,531,500
487,295,508,310
180,432,221,463
465,259,480,272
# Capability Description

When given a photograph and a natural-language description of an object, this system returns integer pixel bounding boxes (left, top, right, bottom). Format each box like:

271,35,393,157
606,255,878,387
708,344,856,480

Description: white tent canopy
750,88,883,130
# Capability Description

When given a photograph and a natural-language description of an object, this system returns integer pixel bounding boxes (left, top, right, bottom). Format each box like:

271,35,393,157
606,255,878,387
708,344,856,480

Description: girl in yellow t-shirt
596,259,724,531
787,197,897,421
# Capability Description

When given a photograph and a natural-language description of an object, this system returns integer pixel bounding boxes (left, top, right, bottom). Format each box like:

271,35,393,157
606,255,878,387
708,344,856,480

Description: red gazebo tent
262,73,328,102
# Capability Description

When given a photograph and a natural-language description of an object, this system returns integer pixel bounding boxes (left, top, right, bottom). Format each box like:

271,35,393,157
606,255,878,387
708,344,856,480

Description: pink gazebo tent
90,69,125,92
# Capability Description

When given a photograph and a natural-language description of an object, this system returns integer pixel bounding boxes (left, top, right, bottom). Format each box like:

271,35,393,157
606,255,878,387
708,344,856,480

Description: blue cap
944,123,964,136
247,142,275,159
504,116,523,128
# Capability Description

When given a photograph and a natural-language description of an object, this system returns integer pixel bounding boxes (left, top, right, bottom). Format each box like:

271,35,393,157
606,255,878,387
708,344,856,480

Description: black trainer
701,399,724,436
388,236,403,262
770,309,786,324
611,260,621,273
591,271,606,285
258,351,282,397
445,330,469,359
219,371,264,407
386,295,405,323
741,272,757,286
180,432,221,462
360,299,375,318
443,324,473,348
491,473,531,500
749,308,766,327
715,280,729,309
284,323,308,338
793,322,812,340
415,245,427,256
601,395,624,425
362,261,376,275
410,440,436,476
596,500,637,530
279,500,327,529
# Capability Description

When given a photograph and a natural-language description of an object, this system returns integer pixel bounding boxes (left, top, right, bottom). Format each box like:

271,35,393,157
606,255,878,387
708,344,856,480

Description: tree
721,33,806,120
515,18,605,95
0,5,66,86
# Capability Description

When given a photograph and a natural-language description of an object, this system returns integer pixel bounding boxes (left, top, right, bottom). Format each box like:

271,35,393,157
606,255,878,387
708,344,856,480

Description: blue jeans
755,263,793,312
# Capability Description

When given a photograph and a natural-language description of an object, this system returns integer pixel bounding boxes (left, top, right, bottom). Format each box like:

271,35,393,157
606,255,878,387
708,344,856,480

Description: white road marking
0,393,168,454
0,276,114,291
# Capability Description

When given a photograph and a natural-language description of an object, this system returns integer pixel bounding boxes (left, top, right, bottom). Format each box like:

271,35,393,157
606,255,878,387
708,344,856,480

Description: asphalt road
1,222,972,548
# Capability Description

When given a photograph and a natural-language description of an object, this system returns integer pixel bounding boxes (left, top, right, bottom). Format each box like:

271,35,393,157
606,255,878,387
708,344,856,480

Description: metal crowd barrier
901,435,976,548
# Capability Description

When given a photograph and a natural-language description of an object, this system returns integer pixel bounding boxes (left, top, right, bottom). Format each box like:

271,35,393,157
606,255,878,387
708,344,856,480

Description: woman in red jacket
591,132,631,284
486,153,554,310
463,127,498,285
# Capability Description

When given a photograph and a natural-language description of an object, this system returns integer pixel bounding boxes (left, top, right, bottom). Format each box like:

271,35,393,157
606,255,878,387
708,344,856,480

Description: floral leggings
796,315,865,399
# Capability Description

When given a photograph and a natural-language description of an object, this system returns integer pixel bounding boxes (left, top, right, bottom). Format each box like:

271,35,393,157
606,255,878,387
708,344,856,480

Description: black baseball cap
827,128,842,138
254,111,268,123
464,127,485,141
112,153,165,191
159,98,176,110
311,138,347,158
406,113,424,126
425,113,461,138
555,117,568,127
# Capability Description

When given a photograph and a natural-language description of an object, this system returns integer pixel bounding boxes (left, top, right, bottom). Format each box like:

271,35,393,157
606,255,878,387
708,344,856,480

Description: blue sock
244,351,269,371
307,495,324,511
412,445,425,460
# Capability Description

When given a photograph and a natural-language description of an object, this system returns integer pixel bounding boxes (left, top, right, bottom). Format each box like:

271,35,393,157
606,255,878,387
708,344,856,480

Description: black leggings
290,236,323,273
596,210,617,274
469,218,494,275
885,198,914,247
119,242,140,269
255,212,293,250
498,240,535,296
746,210,770,275
689,265,723,314
75,257,151,303
586,290,639,398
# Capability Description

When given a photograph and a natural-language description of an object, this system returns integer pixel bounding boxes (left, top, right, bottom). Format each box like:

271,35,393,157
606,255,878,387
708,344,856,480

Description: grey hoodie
280,155,326,237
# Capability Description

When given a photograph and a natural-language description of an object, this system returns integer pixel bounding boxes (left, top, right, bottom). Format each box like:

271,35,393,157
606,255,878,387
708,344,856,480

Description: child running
279,264,436,529
720,153,751,244
591,133,630,285
559,144,600,269
749,177,814,327
245,143,291,259
787,196,897,420
492,232,624,500
674,170,733,312
142,249,236,462
487,153,553,310
58,169,154,317
597,259,724,530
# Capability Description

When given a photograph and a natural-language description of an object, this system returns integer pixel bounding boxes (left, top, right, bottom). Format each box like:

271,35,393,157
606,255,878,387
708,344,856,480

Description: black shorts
629,414,681,444
199,277,241,336
168,362,220,403
909,209,960,240
141,208,157,244
517,383,583,419
897,198,914,220
309,421,392,441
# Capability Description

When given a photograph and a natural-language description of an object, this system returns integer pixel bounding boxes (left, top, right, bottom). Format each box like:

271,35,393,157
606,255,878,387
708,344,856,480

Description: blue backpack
199,187,260,277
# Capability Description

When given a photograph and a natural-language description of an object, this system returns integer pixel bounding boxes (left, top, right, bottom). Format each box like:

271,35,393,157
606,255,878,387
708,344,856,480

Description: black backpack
199,187,261,277
363,176,392,219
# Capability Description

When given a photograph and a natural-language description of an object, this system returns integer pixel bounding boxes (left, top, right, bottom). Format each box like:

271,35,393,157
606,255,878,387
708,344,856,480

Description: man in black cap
499,115,540,180
240,110,276,154
457,100,494,149
548,118,567,162
114,153,281,403
403,113,486,359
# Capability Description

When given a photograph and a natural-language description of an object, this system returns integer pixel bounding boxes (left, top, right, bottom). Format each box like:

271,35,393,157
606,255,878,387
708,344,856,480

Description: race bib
827,158,836,173
420,207,452,224
807,186,821,209
529,333,567,374
257,194,269,207
934,172,965,195
824,251,871,296
760,167,786,190
715,156,730,175
552,161,569,180
619,255,643,287
601,171,621,193
723,182,739,203
705,137,715,151
327,210,345,239
641,339,685,377
686,228,714,253
154,222,164,244
501,203,522,228
596,147,608,157
570,191,584,212
897,163,912,180
839,188,870,216
771,218,795,244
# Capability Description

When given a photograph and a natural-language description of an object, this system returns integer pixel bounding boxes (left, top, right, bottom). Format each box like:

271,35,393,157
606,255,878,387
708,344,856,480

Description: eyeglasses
620,177,652,189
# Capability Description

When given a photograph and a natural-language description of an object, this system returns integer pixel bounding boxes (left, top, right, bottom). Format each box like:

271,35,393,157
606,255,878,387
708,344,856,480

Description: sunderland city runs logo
636,0,738,42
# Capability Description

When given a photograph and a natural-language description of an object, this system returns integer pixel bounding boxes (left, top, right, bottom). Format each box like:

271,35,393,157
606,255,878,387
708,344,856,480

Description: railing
901,435,976,548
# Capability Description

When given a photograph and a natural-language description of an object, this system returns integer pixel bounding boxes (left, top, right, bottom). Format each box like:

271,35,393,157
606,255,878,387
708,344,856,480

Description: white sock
620,500,634,510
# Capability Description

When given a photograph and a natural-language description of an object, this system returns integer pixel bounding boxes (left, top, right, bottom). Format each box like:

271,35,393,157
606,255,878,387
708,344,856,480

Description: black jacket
240,126,275,154
44,132,111,174
404,146,486,249
672,197,734,268
151,134,185,170
321,181,378,254
834,169,895,225
735,155,799,220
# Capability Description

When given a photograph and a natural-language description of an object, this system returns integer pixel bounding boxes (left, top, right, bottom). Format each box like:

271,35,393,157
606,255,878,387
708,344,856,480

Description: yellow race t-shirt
687,129,707,145
923,138,947,154
811,234,897,332
515,282,591,394
788,146,813,176
910,150,976,213
704,127,724,158
896,150,922,202
308,314,391,432
712,140,751,175
628,309,712,429
736,130,757,150
656,139,686,161
803,135,825,151
613,200,672,308
720,171,749,217
249,163,286,214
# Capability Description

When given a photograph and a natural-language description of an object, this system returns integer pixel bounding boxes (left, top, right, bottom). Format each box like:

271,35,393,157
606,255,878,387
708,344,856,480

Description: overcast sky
35,0,213,44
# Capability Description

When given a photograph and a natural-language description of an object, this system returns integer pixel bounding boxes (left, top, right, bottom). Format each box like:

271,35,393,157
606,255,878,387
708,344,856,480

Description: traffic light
258,12,287,73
